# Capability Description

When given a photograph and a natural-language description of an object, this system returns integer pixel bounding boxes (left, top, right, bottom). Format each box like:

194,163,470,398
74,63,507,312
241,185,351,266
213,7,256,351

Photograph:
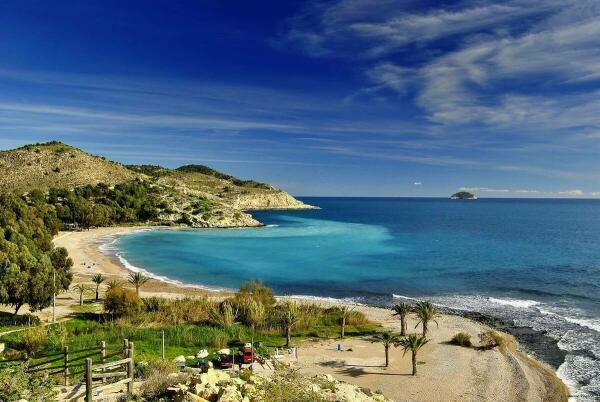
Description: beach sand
51,227,568,402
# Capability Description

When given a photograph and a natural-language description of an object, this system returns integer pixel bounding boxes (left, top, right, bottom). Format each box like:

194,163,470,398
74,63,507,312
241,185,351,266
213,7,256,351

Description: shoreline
53,225,570,401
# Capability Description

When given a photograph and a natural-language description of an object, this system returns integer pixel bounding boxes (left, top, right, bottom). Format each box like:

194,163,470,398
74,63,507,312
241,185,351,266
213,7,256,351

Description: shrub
104,288,142,317
0,363,57,401
21,326,47,356
142,296,166,312
254,369,328,402
135,359,176,380
479,330,505,349
139,360,188,400
211,331,229,349
451,332,472,347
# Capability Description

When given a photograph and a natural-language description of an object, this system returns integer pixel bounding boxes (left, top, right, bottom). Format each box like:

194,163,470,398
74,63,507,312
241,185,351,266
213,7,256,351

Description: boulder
184,392,210,402
217,385,243,402
173,355,186,363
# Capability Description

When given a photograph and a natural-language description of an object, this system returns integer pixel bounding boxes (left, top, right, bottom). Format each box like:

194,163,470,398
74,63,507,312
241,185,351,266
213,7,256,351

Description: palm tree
128,272,150,296
72,283,91,306
91,273,105,301
106,279,122,291
279,301,299,347
398,333,429,375
370,331,400,367
392,303,412,336
414,301,440,337
339,305,354,339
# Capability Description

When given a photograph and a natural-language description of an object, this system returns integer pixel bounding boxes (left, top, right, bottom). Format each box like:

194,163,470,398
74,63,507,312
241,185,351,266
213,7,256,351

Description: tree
91,274,105,301
414,301,440,337
0,194,72,315
279,301,299,347
245,298,266,333
392,303,412,336
72,283,91,306
128,272,150,296
239,280,276,306
370,331,400,367
397,333,429,375
106,280,122,291
104,287,141,317
338,305,354,339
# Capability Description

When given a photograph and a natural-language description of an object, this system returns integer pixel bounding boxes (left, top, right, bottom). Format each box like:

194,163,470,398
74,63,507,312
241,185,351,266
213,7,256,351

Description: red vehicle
217,352,233,369
239,344,254,364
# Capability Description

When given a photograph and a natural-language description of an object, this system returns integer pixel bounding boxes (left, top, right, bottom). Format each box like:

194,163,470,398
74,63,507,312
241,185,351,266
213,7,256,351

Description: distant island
450,191,478,200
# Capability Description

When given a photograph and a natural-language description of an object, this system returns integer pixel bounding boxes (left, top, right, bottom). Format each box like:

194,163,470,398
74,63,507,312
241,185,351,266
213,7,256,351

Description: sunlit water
104,197,600,400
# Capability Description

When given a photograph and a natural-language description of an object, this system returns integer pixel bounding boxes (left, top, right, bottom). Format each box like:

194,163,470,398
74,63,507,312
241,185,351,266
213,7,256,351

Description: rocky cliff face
229,190,316,210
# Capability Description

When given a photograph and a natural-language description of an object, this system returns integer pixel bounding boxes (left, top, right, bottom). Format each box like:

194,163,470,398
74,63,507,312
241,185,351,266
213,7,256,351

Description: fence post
123,339,129,358
161,330,165,360
64,346,69,386
85,358,93,402
100,341,106,383
127,342,134,394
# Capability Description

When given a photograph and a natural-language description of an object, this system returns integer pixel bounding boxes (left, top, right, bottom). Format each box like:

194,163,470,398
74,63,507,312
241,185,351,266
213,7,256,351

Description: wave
488,297,541,309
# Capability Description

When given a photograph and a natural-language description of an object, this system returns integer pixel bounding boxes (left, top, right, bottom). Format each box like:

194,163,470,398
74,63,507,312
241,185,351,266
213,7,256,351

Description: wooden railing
84,340,135,401
0,339,135,401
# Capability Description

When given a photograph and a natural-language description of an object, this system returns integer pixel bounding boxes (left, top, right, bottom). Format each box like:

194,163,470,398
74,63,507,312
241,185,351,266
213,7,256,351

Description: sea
101,197,600,401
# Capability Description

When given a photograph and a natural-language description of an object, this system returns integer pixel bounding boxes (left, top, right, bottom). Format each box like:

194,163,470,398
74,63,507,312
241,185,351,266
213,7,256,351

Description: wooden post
64,346,69,386
100,341,106,383
161,330,165,360
85,358,93,402
127,342,134,394
123,339,129,358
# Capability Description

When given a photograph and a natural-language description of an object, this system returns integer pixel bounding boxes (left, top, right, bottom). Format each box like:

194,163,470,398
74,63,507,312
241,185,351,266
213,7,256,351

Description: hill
0,141,314,228
0,142,140,193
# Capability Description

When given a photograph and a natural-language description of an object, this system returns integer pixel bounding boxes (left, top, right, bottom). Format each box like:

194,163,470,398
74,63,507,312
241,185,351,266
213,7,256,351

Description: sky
1,0,600,197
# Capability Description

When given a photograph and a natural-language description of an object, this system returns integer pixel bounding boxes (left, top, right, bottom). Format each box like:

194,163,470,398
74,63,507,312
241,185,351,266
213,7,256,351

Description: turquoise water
108,197,600,399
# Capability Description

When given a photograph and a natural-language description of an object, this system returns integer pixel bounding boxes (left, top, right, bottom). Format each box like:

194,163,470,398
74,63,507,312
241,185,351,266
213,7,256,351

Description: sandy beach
52,226,569,402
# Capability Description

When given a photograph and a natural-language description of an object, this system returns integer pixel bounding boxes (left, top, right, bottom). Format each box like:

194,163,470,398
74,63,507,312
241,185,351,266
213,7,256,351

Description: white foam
392,293,418,301
284,294,363,306
488,297,540,309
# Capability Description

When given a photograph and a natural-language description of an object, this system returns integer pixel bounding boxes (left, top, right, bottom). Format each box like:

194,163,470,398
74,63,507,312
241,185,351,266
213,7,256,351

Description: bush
21,326,47,356
479,330,505,349
142,296,166,312
140,361,188,400
451,332,472,347
254,369,328,402
104,288,142,317
0,363,57,401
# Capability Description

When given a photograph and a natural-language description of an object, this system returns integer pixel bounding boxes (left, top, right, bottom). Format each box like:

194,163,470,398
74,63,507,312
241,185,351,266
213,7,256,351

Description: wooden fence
0,339,135,401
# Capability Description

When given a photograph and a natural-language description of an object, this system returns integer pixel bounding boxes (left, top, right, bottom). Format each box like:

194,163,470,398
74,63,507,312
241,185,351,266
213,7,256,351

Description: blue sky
1,0,600,197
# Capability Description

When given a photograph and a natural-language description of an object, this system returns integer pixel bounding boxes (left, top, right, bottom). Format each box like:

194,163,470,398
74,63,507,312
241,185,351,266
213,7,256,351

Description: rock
184,392,210,402
197,349,209,358
0,343,5,353
187,355,196,360
217,385,243,402
173,355,186,363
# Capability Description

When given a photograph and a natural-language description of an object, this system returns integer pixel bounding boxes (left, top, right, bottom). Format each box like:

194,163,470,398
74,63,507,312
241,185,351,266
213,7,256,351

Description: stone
217,385,243,402
184,392,210,402
173,355,186,363
0,343,5,353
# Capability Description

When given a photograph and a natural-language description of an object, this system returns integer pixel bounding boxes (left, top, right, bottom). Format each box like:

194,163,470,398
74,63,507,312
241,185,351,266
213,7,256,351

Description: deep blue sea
104,197,600,400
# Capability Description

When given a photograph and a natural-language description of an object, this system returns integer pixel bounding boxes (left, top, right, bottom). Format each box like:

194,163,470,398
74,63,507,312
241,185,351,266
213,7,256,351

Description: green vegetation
1,283,379,366
72,283,91,306
46,180,164,229
397,333,429,375
478,330,505,349
392,302,411,336
0,363,57,402
176,164,271,189
413,301,440,337
370,331,401,367
128,272,151,296
451,332,472,347
450,191,476,199
0,193,73,314
91,273,105,301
